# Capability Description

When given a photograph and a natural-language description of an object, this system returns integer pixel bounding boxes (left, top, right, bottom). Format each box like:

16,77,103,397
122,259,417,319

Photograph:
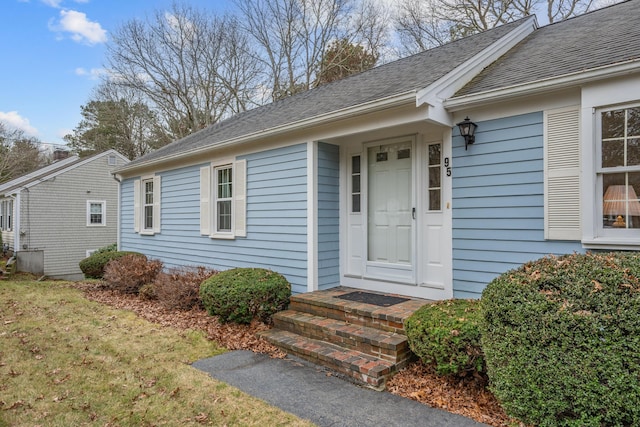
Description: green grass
0,279,315,426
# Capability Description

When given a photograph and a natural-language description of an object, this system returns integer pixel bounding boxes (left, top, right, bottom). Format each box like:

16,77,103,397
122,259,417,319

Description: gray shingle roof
124,18,526,169
456,0,640,97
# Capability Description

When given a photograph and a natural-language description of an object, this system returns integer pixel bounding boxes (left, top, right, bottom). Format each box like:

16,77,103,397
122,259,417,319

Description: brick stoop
260,286,430,390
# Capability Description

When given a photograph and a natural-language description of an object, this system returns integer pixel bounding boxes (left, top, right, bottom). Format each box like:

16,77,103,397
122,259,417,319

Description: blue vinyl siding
317,142,340,290
120,143,309,294
452,112,582,298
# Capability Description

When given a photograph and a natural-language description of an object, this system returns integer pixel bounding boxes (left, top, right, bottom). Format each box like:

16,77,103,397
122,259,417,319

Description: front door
365,139,415,282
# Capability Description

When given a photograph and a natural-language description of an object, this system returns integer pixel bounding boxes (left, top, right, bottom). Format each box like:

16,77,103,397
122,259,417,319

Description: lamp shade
603,185,640,216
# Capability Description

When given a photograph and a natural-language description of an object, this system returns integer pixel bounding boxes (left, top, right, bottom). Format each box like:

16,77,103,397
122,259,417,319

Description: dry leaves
77,282,512,426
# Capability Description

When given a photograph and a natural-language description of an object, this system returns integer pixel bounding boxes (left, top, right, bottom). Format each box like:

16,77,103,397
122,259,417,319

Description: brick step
273,310,410,363
260,329,398,390
289,288,428,334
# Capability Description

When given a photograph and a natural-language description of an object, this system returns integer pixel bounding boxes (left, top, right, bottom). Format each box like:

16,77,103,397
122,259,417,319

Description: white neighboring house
0,150,129,280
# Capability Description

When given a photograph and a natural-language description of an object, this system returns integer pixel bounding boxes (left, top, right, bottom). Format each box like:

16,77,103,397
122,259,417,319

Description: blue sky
0,0,233,148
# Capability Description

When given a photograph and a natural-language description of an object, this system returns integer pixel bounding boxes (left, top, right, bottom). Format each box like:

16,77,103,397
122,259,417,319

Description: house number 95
444,157,451,176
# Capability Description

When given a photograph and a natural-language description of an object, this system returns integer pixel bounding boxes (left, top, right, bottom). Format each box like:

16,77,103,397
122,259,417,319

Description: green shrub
79,251,144,279
481,252,640,427
103,254,163,294
94,243,117,254
200,268,290,324
405,299,484,378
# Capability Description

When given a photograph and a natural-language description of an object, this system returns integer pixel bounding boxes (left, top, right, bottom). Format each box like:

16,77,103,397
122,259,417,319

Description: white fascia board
416,16,538,126
116,91,417,176
21,152,112,191
444,59,640,111
0,155,80,194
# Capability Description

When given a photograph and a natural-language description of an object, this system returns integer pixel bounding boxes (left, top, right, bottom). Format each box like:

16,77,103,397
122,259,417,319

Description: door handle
412,207,416,219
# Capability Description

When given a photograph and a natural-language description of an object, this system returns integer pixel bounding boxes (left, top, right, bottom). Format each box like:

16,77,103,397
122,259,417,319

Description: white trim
14,193,20,251
581,78,640,248
0,149,129,195
445,60,640,111
417,16,537,126
307,141,318,292
115,92,419,176
86,200,107,227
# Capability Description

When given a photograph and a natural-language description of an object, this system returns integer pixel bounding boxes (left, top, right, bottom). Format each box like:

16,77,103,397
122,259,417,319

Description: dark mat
335,291,409,307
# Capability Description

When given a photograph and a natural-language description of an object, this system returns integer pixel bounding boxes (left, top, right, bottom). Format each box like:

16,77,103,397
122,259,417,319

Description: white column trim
307,141,318,292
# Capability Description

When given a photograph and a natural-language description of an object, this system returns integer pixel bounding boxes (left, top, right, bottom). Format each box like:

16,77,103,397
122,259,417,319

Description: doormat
335,291,409,307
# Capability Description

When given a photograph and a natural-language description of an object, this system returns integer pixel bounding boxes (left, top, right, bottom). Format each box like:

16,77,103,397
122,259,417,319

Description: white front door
365,139,415,282
343,134,452,300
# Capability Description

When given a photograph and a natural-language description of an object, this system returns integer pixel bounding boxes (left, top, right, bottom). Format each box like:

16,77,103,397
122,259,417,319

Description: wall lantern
457,116,478,150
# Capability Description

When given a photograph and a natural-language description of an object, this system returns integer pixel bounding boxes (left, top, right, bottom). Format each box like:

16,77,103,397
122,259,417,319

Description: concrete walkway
193,351,487,427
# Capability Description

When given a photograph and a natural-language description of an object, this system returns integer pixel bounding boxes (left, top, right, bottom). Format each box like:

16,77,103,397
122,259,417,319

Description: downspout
113,173,122,251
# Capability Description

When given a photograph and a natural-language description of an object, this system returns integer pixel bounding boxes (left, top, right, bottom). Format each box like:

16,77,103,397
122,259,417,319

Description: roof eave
444,59,640,111
116,90,418,176
417,15,537,126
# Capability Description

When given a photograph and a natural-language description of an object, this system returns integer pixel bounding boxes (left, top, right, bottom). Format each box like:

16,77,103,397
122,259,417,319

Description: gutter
444,59,640,111
116,90,417,175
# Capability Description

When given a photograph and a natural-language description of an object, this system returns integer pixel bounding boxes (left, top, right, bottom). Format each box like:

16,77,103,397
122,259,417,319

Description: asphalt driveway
193,350,487,427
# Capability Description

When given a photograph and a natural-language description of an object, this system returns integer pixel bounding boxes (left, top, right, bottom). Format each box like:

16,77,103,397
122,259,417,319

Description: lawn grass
0,279,315,427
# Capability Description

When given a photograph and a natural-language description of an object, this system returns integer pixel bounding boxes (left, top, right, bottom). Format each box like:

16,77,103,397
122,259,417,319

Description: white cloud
49,9,107,45
75,67,106,80
0,111,39,136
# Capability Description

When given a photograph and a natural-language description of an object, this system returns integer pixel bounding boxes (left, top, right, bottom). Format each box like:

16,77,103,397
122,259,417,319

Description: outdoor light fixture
457,116,478,150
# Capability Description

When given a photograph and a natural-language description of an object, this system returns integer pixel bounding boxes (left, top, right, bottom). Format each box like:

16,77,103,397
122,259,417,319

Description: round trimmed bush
481,252,640,427
79,251,144,279
405,299,484,377
199,268,290,324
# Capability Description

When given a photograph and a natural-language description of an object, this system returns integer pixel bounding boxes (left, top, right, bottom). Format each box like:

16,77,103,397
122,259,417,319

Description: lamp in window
603,185,640,228
457,116,478,150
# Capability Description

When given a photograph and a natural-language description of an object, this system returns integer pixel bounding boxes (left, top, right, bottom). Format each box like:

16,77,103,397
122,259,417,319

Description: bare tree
0,124,48,184
395,0,601,55
105,3,260,140
234,0,388,101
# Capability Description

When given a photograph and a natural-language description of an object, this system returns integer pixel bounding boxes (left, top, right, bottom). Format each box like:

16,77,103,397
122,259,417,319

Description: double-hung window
215,166,233,233
598,105,640,235
133,175,161,234
143,178,154,231
0,200,12,231
200,159,246,239
87,201,106,226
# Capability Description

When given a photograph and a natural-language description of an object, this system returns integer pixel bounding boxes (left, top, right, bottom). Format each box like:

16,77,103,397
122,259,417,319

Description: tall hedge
481,252,640,427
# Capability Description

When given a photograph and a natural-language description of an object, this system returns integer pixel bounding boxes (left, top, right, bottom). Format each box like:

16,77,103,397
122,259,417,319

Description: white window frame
86,200,106,226
0,199,12,231
595,103,640,240
108,155,117,166
200,159,246,239
133,174,161,235
214,164,234,235
581,76,640,249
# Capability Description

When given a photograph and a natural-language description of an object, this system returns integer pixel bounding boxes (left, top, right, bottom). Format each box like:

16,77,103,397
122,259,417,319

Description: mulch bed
76,282,515,426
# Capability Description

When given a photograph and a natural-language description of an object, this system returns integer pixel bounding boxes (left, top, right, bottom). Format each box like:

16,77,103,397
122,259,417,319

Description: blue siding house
116,1,640,300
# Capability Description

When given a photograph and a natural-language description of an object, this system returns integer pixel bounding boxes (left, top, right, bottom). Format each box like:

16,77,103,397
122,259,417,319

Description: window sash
89,202,104,225
143,179,154,230
215,165,233,233
598,104,640,235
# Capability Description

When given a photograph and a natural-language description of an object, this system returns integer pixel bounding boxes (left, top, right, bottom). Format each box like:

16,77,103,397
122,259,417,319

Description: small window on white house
0,200,13,231
87,201,106,226
108,155,117,166
599,105,640,232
